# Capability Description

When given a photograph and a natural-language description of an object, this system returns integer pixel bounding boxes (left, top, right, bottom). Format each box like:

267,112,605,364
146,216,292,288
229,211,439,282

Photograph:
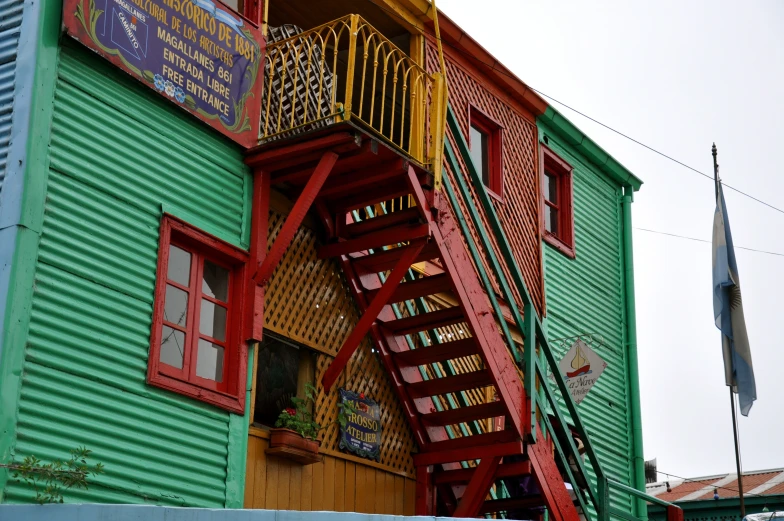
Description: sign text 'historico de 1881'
63,0,264,147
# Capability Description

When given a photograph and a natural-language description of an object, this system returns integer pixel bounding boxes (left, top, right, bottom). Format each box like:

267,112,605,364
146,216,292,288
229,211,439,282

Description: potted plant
267,383,354,465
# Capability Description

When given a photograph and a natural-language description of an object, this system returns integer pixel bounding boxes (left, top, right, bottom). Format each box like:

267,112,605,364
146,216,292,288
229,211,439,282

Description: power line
656,469,768,500
635,227,784,258
365,0,784,216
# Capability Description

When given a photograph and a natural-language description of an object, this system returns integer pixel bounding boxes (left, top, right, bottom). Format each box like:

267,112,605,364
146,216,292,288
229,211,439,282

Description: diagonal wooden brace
253,151,339,286
453,455,502,518
321,238,427,392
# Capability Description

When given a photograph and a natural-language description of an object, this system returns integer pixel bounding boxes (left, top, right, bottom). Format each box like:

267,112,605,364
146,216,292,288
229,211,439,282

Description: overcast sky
438,0,784,480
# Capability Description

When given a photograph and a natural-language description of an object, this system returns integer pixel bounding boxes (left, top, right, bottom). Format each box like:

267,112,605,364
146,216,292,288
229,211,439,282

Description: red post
666,505,684,521
253,151,339,285
416,465,436,516
245,170,270,342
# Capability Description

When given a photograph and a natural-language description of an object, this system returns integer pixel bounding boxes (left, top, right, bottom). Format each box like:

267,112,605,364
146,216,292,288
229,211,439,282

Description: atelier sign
338,388,381,462
557,339,607,405
63,0,264,147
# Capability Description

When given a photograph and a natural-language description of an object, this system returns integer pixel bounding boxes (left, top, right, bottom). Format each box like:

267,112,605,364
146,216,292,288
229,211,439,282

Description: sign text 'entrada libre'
338,389,381,462
64,0,264,147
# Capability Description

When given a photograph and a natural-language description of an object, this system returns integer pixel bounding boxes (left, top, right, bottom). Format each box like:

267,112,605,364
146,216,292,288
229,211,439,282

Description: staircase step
393,338,477,367
480,496,546,515
422,401,507,427
414,434,524,466
344,207,423,238
367,272,452,303
352,242,440,273
382,306,464,336
434,461,532,485
318,223,431,258
406,370,494,399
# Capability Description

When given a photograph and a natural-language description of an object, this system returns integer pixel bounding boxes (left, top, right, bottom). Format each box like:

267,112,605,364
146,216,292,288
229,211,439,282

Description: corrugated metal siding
539,131,635,511
0,0,24,200
4,41,250,505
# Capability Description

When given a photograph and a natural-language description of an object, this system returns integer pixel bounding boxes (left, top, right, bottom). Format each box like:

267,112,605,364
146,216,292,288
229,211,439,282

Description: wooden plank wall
245,431,416,514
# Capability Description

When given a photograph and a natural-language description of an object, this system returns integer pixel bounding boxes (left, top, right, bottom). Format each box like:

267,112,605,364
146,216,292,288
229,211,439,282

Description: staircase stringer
443,103,602,517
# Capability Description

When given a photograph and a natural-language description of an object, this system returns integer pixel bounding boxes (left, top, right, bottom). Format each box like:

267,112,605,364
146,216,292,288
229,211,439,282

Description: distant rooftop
647,468,784,503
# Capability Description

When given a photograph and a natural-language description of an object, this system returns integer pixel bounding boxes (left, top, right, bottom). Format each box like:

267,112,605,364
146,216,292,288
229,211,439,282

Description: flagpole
713,143,746,517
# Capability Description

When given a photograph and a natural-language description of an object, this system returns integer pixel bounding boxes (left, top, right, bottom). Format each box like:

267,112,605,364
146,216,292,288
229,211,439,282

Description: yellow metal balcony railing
260,14,446,173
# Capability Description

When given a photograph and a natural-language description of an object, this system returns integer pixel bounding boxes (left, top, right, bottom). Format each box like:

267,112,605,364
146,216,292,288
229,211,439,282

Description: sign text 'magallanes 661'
64,0,264,147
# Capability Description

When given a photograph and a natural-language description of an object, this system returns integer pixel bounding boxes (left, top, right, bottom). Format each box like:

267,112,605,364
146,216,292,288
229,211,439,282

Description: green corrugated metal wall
538,123,635,512
3,41,251,506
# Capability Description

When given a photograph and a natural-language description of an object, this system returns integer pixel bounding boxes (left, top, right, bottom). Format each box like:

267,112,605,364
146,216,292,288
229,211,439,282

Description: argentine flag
712,179,756,416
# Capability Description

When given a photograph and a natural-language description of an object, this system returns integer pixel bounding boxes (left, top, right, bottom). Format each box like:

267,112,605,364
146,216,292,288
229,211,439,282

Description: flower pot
266,428,322,465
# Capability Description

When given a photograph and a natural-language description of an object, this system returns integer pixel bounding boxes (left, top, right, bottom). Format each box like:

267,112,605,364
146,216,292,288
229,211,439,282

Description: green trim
622,189,647,519
0,0,62,500
539,107,643,191
224,344,255,508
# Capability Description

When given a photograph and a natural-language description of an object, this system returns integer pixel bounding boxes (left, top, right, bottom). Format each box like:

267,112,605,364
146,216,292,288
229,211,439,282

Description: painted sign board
338,388,381,461
63,0,264,148
557,339,607,405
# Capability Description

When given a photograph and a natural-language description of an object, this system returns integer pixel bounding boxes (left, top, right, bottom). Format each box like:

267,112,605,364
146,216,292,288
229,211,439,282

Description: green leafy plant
274,383,355,440
1,447,104,504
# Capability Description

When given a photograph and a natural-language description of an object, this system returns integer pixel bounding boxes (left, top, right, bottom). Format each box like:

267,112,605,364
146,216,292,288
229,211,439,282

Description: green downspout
621,187,646,520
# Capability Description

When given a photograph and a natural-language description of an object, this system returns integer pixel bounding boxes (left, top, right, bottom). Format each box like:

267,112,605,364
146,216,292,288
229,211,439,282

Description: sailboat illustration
566,342,592,378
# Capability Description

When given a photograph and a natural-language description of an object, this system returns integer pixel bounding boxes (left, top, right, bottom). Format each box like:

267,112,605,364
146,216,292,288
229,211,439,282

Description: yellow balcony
259,14,446,171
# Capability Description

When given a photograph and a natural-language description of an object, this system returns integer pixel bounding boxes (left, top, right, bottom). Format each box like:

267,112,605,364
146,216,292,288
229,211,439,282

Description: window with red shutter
148,215,249,413
469,105,504,199
540,145,575,258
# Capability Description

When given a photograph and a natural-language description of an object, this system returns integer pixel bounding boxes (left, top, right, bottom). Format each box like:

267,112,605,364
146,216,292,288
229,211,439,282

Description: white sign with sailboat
558,339,607,404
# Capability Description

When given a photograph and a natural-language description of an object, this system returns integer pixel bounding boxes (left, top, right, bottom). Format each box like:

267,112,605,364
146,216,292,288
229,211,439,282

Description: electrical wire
635,227,784,258
656,469,768,500
364,0,784,216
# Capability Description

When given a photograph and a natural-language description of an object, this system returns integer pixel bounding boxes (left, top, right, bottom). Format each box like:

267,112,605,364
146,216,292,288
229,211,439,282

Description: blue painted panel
0,505,480,521
0,0,24,200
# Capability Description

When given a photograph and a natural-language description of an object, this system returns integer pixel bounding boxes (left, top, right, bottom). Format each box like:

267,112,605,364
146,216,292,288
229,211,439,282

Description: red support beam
245,170,271,341
321,238,427,392
453,456,501,518
253,151,339,286
416,465,436,516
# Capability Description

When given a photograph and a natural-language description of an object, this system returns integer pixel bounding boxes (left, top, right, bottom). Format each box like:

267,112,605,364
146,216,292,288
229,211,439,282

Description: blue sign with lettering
64,0,264,147
338,388,381,461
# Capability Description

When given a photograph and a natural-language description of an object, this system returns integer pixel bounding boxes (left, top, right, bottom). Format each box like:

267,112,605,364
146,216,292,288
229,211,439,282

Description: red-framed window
540,144,575,258
468,105,503,199
148,215,249,413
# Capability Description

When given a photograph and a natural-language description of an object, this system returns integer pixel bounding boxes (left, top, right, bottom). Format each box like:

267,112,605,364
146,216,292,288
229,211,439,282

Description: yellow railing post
429,72,446,189
342,14,360,121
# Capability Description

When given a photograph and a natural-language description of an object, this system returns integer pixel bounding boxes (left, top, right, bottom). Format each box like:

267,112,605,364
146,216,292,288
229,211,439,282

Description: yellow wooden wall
245,430,416,513
245,195,418,513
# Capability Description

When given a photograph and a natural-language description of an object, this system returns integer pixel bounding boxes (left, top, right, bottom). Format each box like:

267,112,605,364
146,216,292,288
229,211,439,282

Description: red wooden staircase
245,126,580,519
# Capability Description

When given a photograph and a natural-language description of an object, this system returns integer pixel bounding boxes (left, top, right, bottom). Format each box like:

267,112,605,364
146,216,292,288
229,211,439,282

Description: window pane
545,173,558,203
254,336,303,427
203,261,230,302
545,206,559,235
470,125,490,186
200,299,227,342
221,0,241,12
196,339,224,382
160,326,185,369
167,245,191,286
164,284,188,327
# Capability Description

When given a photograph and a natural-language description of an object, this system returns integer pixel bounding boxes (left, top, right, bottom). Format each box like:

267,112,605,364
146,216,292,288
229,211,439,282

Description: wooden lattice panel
426,44,546,317
264,210,417,475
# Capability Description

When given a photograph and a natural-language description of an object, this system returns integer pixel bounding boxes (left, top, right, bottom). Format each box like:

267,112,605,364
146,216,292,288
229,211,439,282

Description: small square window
252,331,316,428
468,105,503,198
148,215,249,413
540,145,575,258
